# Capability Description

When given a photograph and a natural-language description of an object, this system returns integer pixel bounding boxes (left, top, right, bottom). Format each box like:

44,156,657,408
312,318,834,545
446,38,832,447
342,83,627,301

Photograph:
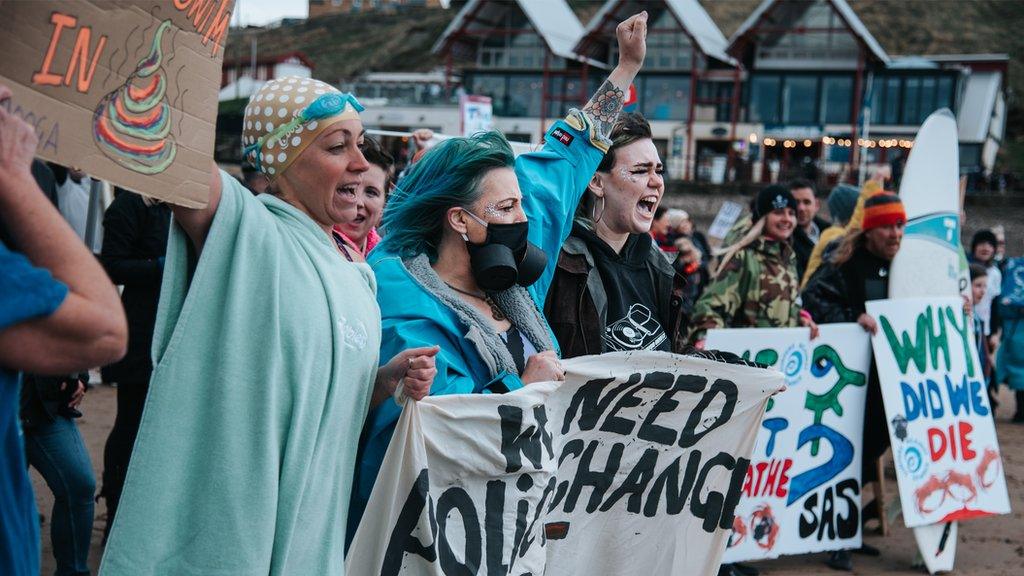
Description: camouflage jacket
688,236,801,342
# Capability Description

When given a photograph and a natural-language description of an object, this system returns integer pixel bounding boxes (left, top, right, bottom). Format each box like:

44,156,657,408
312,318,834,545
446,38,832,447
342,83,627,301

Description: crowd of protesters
1,8,1023,576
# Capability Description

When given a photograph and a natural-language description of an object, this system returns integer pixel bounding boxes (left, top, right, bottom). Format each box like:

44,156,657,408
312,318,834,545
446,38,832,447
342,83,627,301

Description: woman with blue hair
348,12,650,539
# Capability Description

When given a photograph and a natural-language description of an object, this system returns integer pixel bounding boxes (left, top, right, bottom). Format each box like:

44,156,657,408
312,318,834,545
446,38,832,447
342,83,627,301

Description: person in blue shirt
348,11,650,541
0,84,127,576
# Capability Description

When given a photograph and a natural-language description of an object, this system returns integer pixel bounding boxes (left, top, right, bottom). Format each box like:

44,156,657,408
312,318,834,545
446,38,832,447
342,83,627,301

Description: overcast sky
232,0,307,27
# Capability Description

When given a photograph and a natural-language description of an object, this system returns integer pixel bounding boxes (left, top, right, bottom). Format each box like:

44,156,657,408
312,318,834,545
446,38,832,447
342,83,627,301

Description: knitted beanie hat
861,192,906,231
827,183,860,225
754,185,796,220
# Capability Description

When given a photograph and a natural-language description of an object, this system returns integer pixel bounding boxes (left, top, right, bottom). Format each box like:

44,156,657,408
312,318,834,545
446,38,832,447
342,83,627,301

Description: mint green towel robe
100,172,381,575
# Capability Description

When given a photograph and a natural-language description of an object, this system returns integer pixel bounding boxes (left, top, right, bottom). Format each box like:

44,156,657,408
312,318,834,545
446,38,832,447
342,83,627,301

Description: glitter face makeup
482,203,502,219
619,166,639,183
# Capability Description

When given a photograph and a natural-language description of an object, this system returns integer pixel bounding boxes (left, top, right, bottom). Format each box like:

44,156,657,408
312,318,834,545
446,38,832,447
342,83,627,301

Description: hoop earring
591,195,606,223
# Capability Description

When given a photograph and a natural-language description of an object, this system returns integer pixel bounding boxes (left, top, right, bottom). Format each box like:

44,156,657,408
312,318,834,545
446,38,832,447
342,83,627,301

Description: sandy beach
34,384,1024,575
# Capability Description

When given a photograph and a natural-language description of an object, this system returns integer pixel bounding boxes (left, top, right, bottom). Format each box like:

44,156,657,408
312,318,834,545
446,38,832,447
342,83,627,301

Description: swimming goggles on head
243,92,365,171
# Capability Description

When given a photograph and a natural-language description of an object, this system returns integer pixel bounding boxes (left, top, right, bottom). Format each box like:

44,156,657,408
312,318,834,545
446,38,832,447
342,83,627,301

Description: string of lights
751,133,914,149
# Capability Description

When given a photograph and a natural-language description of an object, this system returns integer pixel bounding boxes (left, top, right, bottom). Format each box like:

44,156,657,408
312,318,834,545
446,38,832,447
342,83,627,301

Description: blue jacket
349,111,608,540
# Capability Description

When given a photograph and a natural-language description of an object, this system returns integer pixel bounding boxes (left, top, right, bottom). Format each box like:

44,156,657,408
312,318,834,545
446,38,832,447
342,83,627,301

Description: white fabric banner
347,351,782,576
866,297,1011,527
707,326,871,561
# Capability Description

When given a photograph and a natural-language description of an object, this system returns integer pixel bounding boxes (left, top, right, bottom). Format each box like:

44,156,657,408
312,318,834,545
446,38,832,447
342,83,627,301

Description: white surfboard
889,109,960,573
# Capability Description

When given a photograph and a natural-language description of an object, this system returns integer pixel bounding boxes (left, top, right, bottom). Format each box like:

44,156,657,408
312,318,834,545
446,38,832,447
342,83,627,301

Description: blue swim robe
101,172,381,575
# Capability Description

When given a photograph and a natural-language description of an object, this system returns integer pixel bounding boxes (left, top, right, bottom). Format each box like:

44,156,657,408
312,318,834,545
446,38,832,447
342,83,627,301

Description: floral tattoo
583,79,625,138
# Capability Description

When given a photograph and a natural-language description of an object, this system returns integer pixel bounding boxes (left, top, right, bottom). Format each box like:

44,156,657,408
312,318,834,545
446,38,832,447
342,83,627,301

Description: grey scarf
404,254,555,378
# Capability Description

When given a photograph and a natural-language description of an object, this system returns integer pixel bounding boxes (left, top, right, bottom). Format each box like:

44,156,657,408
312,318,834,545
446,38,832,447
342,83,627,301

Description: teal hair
383,131,514,259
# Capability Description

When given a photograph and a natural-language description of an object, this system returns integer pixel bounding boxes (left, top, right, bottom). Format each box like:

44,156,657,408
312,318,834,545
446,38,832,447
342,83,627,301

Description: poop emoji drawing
93,19,176,174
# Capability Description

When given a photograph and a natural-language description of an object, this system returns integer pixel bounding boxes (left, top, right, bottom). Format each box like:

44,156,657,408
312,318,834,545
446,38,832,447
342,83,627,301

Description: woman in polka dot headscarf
240,77,373,261
100,76,439,575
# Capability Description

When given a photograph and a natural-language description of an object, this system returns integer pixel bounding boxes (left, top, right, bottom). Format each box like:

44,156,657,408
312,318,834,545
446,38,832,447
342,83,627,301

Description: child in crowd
970,263,995,406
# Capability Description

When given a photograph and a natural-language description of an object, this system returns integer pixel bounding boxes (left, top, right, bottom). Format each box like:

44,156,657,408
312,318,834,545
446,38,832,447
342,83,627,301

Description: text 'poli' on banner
866,297,1011,528
707,325,871,562
0,0,234,208
346,351,782,576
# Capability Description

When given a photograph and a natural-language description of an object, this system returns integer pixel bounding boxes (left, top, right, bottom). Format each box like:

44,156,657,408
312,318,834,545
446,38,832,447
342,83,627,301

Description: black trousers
861,367,891,484
100,378,150,538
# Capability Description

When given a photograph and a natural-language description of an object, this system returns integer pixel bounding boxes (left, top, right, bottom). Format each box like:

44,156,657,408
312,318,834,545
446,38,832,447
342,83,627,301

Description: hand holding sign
0,1,235,207
0,84,39,183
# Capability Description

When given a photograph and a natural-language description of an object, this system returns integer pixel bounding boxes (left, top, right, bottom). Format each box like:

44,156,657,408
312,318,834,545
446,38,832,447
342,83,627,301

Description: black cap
754,185,797,220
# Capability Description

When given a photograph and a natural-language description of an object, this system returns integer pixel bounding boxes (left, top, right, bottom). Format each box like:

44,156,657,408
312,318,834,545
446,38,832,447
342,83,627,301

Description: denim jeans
24,416,95,576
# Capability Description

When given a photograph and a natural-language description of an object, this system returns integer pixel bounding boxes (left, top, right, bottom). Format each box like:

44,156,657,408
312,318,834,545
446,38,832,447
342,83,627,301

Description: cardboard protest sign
708,201,744,240
708,326,871,562
0,0,234,208
347,351,782,576
866,297,1011,528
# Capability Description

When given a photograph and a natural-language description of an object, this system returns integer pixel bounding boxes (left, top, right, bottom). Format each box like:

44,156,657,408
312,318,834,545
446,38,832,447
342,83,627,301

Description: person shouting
544,112,688,357
101,77,437,575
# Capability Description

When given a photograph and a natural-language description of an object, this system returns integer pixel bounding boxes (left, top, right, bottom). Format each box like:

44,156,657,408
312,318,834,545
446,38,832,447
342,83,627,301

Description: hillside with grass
224,1,1024,171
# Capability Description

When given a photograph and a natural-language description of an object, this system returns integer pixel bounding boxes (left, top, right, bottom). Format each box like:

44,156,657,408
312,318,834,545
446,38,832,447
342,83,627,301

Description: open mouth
336,183,357,198
636,195,659,216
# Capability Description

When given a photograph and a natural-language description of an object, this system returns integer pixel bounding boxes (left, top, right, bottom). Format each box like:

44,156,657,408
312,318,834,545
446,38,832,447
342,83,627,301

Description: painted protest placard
866,297,1011,528
708,326,871,561
347,352,782,576
708,201,744,240
0,0,234,208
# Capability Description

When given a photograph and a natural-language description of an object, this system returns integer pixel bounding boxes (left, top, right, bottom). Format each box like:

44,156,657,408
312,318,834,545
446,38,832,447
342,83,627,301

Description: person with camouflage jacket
688,185,815,345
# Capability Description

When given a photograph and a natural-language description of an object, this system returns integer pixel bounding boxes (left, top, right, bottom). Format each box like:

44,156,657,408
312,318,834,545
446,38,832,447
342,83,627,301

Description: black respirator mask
461,209,547,292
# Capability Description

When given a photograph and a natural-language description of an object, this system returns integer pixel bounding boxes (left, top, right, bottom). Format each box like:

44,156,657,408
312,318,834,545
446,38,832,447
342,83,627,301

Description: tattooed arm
512,13,647,303
582,11,648,138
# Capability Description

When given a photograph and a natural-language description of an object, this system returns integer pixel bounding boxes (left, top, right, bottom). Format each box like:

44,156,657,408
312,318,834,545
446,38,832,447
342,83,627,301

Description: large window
641,76,690,121
507,75,544,117
903,77,921,125
476,10,547,70
783,76,818,124
821,76,853,123
755,0,859,66
749,75,781,124
544,77,565,118
936,76,954,110
870,73,957,125
469,74,508,115
698,81,736,122
880,76,901,125
643,8,693,70
747,73,863,125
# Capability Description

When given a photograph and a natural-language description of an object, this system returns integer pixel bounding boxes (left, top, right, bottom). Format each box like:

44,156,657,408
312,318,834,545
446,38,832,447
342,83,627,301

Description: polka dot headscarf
241,76,362,178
